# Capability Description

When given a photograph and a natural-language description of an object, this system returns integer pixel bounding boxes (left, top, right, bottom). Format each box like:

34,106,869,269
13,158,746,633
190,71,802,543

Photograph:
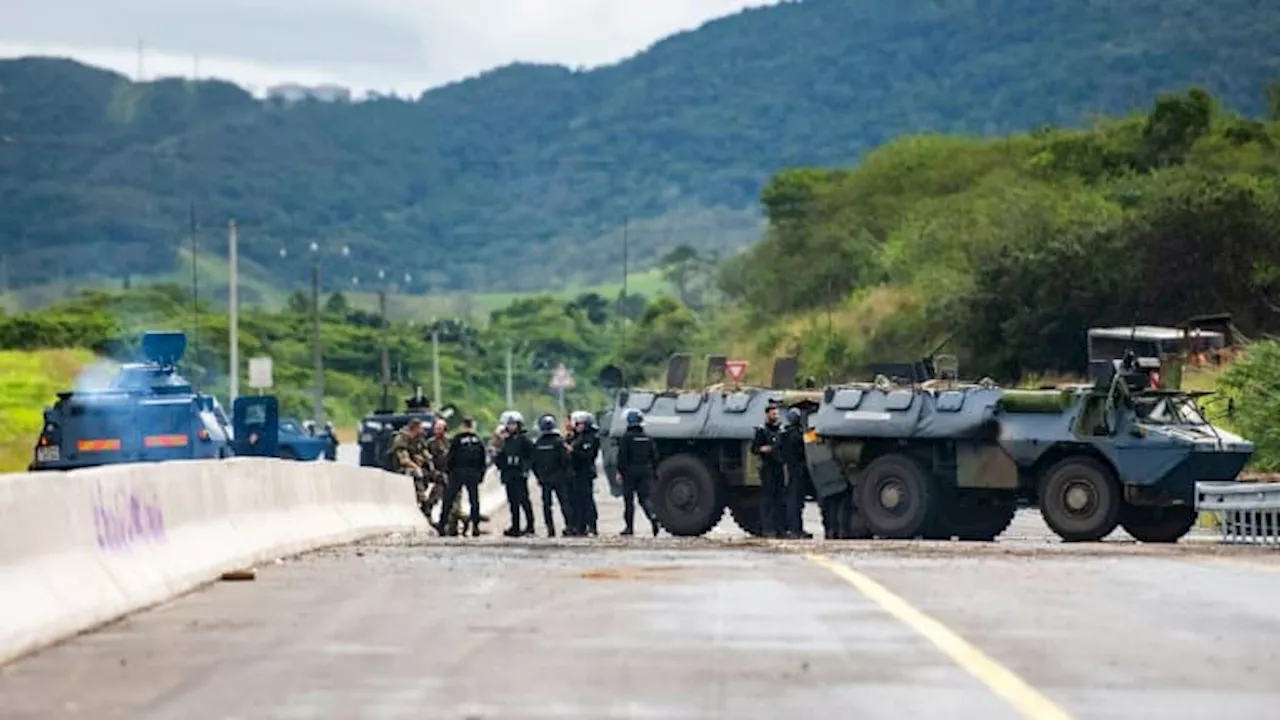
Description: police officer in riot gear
498,411,536,537
531,414,574,537
439,417,488,537
616,408,660,537
780,407,814,539
751,403,786,538
569,410,600,536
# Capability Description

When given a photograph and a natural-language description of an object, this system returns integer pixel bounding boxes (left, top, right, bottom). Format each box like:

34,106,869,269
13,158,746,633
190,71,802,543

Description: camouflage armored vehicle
600,354,821,536
807,352,1254,543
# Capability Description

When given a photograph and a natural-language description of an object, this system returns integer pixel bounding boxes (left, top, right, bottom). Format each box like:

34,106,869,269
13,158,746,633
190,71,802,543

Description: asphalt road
4,481,1280,720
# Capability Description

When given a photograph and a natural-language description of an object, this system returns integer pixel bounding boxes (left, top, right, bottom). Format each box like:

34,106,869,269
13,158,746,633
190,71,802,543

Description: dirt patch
579,565,688,580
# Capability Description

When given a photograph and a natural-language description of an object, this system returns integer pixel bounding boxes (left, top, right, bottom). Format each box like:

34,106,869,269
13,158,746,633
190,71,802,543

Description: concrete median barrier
0,458,426,665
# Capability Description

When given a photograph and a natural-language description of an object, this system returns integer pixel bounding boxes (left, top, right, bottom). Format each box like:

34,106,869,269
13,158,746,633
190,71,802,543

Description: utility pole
0,251,9,309
190,201,198,364
620,213,630,351
505,343,514,408
311,260,324,423
431,321,442,408
228,220,239,403
379,289,391,410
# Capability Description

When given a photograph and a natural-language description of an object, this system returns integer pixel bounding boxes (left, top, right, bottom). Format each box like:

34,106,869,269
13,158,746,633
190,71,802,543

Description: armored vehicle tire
927,496,1016,541
1038,457,1121,542
1120,504,1197,543
856,454,935,539
728,489,764,537
654,454,725,536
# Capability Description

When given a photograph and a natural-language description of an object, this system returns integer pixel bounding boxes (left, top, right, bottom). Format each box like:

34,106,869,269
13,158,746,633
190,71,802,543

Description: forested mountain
1,0,1277,296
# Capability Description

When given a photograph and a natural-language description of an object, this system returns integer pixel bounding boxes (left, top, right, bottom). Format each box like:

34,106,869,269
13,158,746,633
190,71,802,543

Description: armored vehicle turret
601,354,821,536
808,351,1254,543
29,331,234,471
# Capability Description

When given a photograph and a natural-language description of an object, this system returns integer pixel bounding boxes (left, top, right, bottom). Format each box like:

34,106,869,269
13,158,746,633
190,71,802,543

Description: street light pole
228,220,239,403
431,318,442,408
505,343,514,408
310,242,324,424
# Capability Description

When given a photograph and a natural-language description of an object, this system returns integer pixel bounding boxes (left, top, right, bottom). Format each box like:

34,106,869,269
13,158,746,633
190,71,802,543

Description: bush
1216,339,1280,471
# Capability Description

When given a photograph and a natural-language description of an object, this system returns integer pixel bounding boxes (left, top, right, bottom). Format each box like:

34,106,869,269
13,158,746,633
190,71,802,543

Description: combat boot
620,527,634,536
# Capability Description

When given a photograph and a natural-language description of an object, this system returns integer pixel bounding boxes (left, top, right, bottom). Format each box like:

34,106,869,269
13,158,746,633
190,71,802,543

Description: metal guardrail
1196,482,1280,545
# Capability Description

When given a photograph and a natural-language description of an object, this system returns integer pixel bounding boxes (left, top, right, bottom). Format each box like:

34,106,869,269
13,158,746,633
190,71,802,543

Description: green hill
1,0,1277,299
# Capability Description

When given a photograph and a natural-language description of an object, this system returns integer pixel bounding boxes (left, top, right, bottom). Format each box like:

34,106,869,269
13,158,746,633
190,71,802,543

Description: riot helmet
784,407,802,427
537,414,557,433
625,408,644,427
505,410,525,429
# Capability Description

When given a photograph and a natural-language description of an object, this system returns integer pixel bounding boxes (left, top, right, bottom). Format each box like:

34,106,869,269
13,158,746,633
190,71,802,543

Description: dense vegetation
2,0,1278,299
0,280,701,470
721,85,1280,385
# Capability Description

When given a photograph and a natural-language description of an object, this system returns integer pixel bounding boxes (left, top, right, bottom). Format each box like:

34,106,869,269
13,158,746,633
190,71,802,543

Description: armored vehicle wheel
654,454,725,536
1120,504,1197,543
728,489,764,537
927,496,1016,541
1038,457,1120,542
856,454,935,539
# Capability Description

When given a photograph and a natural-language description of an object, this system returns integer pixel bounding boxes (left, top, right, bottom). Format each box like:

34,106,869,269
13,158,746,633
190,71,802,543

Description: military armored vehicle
356,387,454,469
600,354,821,536
808,351,1254,543
29,331,235,471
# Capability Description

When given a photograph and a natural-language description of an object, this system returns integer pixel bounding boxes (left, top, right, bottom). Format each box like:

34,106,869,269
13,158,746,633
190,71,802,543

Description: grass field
0,349,96,473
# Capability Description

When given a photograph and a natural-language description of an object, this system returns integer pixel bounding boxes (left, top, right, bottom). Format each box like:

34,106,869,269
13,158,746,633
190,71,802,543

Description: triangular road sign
725,360,748,384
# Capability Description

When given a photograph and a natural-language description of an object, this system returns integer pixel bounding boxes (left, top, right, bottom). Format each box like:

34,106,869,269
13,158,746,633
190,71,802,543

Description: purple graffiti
93,487,167,551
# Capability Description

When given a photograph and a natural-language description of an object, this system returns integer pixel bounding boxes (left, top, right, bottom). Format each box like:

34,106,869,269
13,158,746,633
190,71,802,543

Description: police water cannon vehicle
600,353,823,537
29,331,236,471
356,386,456,469
806,348,1254,543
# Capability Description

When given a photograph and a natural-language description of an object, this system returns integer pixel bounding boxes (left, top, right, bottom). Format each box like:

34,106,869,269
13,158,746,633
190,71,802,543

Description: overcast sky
0,0,779,96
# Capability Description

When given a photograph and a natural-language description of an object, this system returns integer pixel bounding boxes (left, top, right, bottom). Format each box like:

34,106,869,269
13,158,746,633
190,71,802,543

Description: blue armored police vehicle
600,354,822,537
807,350,1254,543
29,331,236,471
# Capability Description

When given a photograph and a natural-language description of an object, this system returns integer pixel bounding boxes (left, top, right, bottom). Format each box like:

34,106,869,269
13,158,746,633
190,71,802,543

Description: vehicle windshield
1133,394,1209,425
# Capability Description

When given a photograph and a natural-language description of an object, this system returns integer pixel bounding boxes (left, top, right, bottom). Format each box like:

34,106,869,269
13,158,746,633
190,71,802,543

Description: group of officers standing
388,408,609,538
389,399,849,541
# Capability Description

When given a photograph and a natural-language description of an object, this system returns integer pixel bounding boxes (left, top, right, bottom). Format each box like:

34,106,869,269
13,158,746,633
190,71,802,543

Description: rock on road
4,481,1280,720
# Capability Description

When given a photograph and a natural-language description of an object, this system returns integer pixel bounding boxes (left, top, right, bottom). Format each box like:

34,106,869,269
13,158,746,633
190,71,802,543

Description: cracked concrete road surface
4,479,1280,720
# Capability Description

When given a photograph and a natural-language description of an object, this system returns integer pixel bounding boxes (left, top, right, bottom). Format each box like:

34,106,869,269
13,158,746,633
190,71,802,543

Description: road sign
248,356,273,389
549,363,575,390
725,360,748,384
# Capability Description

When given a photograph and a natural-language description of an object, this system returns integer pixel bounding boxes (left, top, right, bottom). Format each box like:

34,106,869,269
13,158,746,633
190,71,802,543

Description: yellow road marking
805,553,1074,720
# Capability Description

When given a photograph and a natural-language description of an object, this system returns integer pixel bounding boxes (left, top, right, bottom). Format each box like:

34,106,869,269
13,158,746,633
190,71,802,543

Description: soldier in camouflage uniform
427,418,469,535
391,418,434,517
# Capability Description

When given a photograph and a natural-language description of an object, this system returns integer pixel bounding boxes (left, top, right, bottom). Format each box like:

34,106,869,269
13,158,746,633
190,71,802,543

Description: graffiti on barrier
93,486,167,550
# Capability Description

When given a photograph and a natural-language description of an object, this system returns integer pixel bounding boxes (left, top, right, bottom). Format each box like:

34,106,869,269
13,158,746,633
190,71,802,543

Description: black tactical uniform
751,413,786,538
570,426,601,535
441,426,488,537
616,424,660,536
532,430,574,537
780,421,813,539
499,426,536,536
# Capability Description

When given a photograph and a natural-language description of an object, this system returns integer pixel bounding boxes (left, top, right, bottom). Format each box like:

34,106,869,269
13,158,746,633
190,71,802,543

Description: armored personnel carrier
356,387,454,469
808,352,1254,543
29,331,234,471
600,354,821,536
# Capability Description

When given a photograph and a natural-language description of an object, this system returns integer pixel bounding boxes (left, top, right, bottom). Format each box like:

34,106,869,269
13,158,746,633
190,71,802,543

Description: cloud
0,0,780,95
